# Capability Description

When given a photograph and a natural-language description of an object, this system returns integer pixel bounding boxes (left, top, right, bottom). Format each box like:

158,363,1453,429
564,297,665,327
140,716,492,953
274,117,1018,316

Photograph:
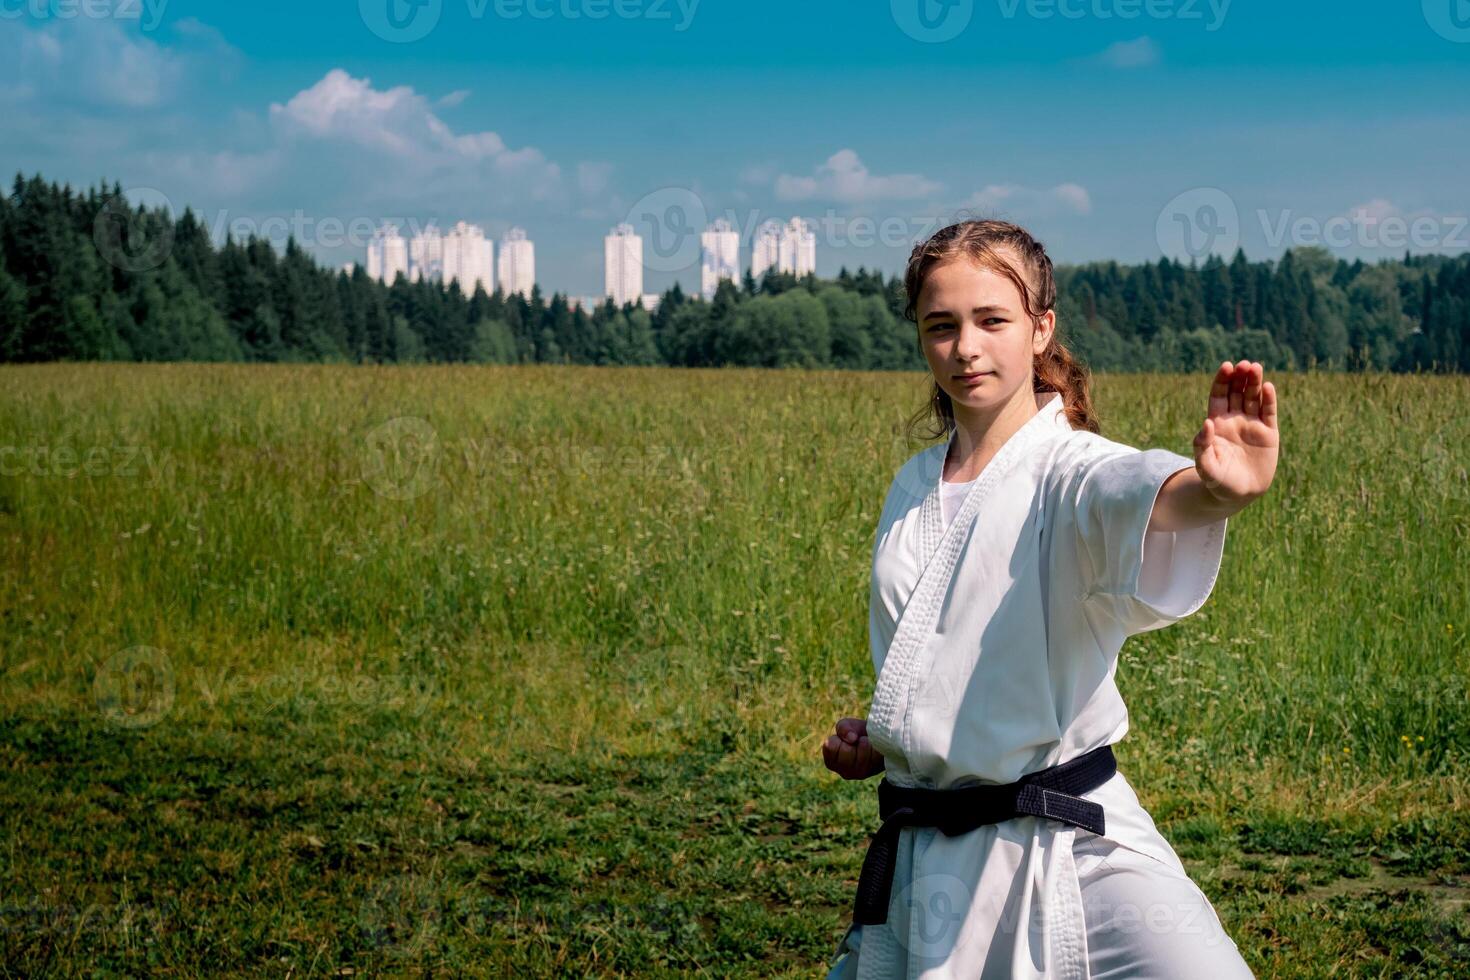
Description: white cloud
0,16,183,109
574,201,624,221
1050,182,1093,215
1091,36,1161,69
171,17,244,69
1344,198,1401,224
0,15,242,111
140,148,284,200
0,83,36,104
1339,199,1461,226
577,161,614,197
963,183,1093,216
1337,198,1455,236
266,69,566,207
3,30,606,227
738,163,777,186
774,149,942,204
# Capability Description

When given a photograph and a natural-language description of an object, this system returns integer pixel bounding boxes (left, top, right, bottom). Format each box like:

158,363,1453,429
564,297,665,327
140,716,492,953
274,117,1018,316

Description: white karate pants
825,831,1254,979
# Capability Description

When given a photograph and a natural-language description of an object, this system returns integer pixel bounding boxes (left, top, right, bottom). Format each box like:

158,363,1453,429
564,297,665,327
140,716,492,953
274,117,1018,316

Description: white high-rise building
700,218,740,300
498,227,535,298
604,223,643,306
779,217,816,277
409,224,443,283
366,223,409,284
751,219,781,281
441,221,494,297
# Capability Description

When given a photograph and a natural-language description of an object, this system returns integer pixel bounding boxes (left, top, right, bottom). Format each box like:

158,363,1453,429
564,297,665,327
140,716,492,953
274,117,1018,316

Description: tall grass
1,364,1465,976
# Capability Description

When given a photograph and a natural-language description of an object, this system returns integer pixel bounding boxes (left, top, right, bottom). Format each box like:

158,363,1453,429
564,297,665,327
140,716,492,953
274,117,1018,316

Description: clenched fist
822,717,885,780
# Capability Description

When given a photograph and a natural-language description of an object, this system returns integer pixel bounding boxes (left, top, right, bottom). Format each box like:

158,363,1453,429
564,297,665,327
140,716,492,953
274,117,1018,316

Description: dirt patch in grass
1299,858,1469,917
1222,852,1469,918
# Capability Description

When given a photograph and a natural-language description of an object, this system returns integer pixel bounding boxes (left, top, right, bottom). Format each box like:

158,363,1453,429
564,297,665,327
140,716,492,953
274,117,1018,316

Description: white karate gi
826,390,1254,980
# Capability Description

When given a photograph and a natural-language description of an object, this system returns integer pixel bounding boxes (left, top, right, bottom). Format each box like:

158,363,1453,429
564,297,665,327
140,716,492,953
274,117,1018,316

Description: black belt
852,744,1117,926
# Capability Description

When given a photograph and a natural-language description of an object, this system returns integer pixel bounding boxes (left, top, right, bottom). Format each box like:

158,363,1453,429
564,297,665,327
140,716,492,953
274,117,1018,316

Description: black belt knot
852,744,1117,926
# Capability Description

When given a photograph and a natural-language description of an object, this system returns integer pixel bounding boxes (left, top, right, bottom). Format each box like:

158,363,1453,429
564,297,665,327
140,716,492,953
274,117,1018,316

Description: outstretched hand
1194,360,1280,505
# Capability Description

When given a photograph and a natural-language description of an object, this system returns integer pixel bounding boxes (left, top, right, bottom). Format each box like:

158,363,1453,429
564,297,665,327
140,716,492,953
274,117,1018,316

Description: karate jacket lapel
868,392,1069,781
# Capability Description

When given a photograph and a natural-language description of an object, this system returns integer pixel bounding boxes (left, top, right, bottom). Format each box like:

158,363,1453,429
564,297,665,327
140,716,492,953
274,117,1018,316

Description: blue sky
3,0,1468,296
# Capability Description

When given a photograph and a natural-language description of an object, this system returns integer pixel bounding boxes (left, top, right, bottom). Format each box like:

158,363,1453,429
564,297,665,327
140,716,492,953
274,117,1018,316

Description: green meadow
1,363,1466,977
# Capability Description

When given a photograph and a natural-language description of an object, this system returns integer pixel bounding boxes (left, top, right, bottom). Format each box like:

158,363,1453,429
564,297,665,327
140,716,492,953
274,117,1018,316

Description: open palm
1195,359,1280,503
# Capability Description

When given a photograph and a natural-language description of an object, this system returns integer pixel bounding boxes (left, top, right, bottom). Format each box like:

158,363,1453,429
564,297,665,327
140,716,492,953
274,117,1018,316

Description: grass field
1,363,1467,977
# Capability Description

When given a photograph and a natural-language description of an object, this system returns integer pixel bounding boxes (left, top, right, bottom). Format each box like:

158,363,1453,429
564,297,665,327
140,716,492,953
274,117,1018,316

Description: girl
820,219,1277,979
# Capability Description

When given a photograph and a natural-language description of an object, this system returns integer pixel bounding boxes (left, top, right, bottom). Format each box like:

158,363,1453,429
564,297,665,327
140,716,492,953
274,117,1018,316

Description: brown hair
902,218,1098,439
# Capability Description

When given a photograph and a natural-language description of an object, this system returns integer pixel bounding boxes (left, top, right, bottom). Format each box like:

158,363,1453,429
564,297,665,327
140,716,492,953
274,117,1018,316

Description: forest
2,173,1466,372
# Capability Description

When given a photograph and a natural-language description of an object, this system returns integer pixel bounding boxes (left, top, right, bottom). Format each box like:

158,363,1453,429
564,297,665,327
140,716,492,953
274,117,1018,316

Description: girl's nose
954,323,985,358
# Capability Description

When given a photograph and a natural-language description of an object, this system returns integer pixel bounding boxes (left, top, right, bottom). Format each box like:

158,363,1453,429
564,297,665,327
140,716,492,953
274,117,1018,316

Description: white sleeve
1069,446,1229,636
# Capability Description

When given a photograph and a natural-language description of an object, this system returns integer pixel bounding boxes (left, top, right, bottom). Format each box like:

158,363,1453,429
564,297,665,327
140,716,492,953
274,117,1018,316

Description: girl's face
915,256,1055,414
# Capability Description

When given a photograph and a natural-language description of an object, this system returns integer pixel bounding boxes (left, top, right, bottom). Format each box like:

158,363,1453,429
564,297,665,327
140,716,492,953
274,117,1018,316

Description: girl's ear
1033,310,1056,354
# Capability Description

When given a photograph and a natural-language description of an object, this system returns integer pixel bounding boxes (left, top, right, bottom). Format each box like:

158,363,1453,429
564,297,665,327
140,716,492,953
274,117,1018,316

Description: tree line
1,173,1466,372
